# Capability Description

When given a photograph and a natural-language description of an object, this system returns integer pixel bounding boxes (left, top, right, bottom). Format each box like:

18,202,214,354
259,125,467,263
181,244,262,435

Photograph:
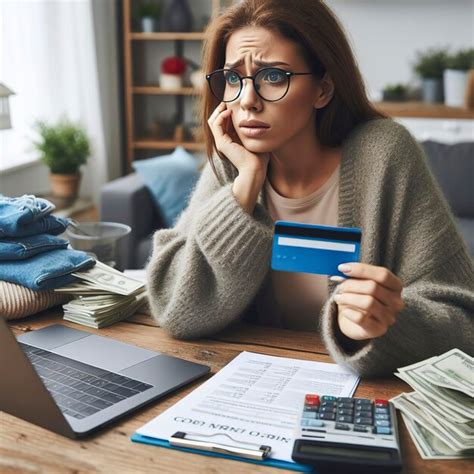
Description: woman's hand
207,102,270,178
332,263,405,341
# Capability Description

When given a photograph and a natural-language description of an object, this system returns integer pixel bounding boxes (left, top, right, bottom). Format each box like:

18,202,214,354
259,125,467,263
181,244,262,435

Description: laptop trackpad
54,334,158,373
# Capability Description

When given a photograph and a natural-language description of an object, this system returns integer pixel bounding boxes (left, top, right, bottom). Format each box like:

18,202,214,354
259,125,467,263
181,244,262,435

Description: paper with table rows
136,351,360,463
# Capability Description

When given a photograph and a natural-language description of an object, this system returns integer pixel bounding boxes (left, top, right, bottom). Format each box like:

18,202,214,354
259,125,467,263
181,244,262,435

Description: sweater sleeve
320,122,474,376
321,248,474,377
145,159,274,339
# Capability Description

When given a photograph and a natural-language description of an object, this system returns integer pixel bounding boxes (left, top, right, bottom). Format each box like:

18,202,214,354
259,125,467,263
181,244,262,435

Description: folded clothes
0,234,69,260
0,194,69,238
0,248,96,290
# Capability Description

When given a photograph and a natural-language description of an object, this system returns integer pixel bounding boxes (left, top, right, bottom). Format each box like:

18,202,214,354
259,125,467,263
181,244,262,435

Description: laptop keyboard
19,342,153,420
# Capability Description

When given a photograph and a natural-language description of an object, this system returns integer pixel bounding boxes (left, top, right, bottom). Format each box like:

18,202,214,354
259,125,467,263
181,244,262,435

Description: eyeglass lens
209,68,290,102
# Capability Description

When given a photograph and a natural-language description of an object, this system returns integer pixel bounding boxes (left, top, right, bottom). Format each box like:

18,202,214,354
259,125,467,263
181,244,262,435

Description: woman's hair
198,0,386,178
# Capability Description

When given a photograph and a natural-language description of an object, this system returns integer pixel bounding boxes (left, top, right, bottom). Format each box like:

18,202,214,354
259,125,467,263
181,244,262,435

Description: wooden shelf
374,101,474,120
133,86,198,95
130,32,206,41
134,138,205,151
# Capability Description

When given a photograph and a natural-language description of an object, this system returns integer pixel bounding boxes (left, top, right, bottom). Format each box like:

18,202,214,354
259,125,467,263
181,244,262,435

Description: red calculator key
305,394,320,405
375,399,389,406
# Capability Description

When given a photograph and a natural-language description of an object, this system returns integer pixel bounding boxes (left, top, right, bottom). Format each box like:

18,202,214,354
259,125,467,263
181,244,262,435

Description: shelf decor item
164,0,193,32
160,56,187,90
382,83,408,102
413,47,448,104
444,49,474,108
137,0,160,33
33,118,91,201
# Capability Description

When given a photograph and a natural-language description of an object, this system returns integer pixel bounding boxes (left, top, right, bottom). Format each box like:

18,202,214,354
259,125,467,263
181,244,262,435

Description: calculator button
320,406,336,413
337,402,354,410
355,417,373,425
321,401,336,409
302,419,325,428
304,406,320,412
353,425,369,432
355,398,372,404
305,394,320,406
335,423,351,431
337,397,354,403
375,420,391,427
375,407,390,414
375,413,390,421
321,396,337,401
336,415,353,423
373,426,392,435
319,412,336,421
375,399,389,406
338,408,354,416
302,411,318,419
355,409,372,418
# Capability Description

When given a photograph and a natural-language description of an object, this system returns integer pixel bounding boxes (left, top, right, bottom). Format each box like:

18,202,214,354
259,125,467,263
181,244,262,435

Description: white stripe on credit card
278,236,356,253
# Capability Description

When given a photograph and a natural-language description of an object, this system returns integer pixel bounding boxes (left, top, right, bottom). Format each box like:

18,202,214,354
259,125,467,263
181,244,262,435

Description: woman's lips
239,126,270,138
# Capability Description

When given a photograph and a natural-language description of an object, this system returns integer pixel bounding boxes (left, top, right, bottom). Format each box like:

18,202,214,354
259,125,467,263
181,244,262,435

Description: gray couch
101,141,474,269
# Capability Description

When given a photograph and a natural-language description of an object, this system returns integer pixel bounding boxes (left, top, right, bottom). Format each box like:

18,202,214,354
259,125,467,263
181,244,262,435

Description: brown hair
198,0,385,179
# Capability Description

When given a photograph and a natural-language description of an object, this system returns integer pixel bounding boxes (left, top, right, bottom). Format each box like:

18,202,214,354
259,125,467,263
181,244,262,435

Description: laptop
0,319,210,438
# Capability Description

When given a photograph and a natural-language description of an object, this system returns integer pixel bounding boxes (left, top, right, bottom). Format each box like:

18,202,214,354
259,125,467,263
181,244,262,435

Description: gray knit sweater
146,118,474,377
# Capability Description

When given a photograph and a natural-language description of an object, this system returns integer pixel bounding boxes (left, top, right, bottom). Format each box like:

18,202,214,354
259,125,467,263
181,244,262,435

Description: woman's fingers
338,278,405,313
338,306,387,340
339,263,403,292
334,292,397,326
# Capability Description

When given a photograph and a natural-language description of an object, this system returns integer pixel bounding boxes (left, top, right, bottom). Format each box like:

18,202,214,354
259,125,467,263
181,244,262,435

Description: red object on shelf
161,56,187,75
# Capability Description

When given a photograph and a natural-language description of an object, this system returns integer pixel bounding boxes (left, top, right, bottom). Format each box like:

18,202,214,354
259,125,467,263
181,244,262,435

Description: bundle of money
55,261,147,328
391,349,474,460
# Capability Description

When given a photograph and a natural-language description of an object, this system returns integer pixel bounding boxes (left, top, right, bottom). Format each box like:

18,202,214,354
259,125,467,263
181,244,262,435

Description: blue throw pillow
132,147,201,227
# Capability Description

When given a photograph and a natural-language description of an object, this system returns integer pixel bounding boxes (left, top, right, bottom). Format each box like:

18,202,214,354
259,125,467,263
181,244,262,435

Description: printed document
136,351,360,463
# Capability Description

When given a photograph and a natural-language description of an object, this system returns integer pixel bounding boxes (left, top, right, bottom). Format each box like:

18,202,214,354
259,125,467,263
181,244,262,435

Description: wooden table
1,309,469,474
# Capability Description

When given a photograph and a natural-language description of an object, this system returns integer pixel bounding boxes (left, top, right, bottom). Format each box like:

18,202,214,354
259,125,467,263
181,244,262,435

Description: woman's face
224,26,325,154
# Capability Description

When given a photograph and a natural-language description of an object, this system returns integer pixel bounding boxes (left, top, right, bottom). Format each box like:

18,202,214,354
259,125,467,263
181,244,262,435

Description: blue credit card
271,221,362,277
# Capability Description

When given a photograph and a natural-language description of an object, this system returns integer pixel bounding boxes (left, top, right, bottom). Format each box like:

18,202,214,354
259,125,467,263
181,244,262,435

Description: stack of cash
391,349,474,460
55,261,147,329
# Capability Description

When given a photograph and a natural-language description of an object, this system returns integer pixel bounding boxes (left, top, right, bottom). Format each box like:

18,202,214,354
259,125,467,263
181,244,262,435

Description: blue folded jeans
0,194,70,238
0,248,95,290
0,234,69,260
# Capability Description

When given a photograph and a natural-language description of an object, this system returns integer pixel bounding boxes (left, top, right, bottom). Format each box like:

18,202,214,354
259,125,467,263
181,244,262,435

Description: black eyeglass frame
205,67,313,103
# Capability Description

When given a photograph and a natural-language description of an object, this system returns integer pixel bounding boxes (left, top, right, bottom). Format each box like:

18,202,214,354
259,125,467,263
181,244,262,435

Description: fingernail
338,264,352,273
329,275,345,282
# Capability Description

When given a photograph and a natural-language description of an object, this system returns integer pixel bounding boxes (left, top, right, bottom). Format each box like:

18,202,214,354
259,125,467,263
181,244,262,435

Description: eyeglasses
206,67,313,103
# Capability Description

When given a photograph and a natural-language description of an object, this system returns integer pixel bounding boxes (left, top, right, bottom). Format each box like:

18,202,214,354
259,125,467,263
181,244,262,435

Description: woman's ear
314,72,335,109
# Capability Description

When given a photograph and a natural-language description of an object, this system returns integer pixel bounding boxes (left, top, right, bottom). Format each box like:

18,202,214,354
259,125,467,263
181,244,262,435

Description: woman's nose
238,78,262,110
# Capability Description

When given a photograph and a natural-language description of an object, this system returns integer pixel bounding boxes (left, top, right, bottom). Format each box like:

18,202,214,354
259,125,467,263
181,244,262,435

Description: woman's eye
263,69,285,83
225,72,240,85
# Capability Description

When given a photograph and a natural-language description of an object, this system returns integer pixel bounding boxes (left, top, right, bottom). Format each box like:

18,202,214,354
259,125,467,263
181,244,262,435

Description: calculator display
299,444,392,460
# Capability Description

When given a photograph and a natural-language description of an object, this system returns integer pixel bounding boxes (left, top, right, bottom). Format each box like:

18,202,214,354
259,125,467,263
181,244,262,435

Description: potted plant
413,47,448,103
33,118,91,201
382,83,408,102
444,49,474,107
137,0,160,33
159,56,187,90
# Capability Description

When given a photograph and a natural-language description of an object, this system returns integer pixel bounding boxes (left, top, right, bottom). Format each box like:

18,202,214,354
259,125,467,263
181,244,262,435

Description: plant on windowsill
33,118,91,201
382,83,408,102
444,49,474,108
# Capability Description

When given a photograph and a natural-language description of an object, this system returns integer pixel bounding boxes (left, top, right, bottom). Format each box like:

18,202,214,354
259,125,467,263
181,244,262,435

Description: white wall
325,0,474,99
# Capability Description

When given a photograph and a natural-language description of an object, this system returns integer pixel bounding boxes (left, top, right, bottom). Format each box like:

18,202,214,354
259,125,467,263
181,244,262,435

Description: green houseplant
382,83,408,102
33,118,91,200
137,0,160,32
413,47,448,103
444,49,474,107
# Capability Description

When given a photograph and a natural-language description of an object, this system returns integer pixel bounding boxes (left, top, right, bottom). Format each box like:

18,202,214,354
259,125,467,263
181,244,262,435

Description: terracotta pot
49,172,81,199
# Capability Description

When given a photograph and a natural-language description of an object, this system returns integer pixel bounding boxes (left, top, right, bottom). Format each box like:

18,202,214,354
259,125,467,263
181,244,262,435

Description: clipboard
131,430,313,472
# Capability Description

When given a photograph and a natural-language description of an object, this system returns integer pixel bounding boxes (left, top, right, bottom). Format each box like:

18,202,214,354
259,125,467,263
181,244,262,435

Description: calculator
291,394,402,473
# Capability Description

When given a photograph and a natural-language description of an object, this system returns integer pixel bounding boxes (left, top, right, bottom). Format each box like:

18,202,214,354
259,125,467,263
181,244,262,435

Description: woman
146,0,473,376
